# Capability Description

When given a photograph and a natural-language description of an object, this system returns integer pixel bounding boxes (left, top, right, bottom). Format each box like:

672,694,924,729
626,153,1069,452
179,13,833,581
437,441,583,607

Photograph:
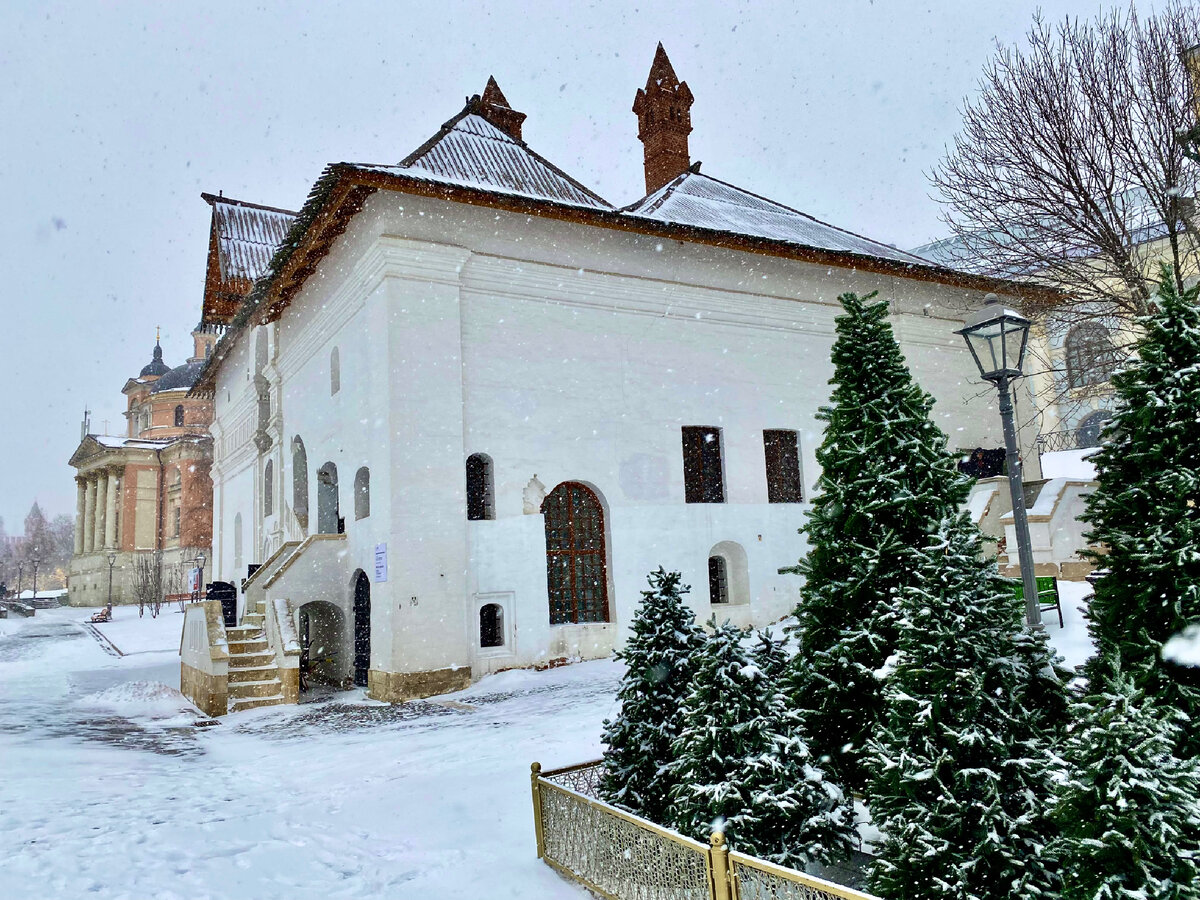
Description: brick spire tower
632,43,694,195
476,76,527,141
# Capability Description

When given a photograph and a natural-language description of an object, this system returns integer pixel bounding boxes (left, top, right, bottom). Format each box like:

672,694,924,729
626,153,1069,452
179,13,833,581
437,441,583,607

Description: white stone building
185,51,1042,712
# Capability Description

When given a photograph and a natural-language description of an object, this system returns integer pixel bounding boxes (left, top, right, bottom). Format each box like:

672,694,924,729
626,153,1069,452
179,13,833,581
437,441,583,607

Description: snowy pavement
0,607,615,899
0,586,1099,900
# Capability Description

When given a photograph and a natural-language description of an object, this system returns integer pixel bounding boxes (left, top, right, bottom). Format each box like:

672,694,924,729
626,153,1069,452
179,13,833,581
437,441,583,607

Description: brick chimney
632,43,694,195
475,76,527,141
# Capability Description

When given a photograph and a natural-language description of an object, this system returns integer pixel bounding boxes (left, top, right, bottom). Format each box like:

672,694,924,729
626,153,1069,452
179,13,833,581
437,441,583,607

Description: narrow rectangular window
708,556,729,604
764,429,803,502
682,426,725,503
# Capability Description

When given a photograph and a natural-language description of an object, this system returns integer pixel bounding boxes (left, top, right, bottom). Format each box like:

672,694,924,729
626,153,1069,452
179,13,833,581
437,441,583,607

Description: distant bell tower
632,43,694,195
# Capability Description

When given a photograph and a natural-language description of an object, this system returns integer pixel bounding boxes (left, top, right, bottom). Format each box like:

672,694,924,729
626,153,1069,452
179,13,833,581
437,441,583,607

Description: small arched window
355,467,370,520
330,346,340,396
480,603,504,648
708,541,750,606
1075,411,1112,449
292,436,309,531
466,453,495,521
264,460,274,517
174,404,185,427
1065,323,1116,389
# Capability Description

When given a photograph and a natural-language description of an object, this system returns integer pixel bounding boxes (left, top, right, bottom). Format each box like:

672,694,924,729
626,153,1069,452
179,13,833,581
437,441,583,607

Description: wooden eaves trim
191,165,1062,396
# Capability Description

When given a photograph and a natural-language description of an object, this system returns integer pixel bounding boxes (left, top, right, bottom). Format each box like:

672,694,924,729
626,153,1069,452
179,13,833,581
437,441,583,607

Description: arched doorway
543,481,610,624
353,571,371,687
317,462,340,534
297,600,346,687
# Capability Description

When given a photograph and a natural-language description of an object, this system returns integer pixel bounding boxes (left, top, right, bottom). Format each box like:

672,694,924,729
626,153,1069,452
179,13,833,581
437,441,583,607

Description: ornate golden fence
531,760,880,900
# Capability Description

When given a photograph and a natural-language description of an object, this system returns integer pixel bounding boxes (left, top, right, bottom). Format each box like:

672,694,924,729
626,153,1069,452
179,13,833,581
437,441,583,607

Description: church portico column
93,475,107,552
74,479,86,555
103,469,119,549
83,478,97,553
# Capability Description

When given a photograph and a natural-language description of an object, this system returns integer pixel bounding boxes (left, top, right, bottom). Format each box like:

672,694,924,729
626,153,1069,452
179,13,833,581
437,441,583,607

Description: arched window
708,541,750,606
330,346,340,396
1075,411,1112,449
1065,323,1116,389
480,603,504,647
174,404,184,427
466,453,495,521
317,462,340,534
292,436,309,531
354,467,370,520
543,482,609,624
264,460,274,517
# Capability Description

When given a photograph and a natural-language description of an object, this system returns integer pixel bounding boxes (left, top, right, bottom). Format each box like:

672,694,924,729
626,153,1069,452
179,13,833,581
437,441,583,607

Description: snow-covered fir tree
752,629,789,683
599,568,703,822
1083,265,1200,755
1050,659,1200,900
669,620,854,868
868,511,1063,900
784,290,970,792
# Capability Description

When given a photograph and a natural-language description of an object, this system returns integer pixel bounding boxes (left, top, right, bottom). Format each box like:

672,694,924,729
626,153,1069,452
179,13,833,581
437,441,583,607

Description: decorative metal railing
531,760,880,900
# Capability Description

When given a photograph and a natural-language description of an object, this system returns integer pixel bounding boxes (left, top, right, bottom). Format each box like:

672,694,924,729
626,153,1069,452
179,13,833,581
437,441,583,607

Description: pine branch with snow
1050,659,1200,900
668,619,854,867
785,289,971,793
599,568,704,823
1082,264,1200,756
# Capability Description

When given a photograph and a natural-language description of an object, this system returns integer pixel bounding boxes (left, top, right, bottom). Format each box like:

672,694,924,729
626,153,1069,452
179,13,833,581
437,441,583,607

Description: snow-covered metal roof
211,199,297,283
623,169,928,266
92,436,173,449
358,112,613,211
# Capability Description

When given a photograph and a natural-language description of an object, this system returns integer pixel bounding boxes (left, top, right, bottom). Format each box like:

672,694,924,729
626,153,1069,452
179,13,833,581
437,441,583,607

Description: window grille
682,427,725,503
763,429,802,502
543,482,609,624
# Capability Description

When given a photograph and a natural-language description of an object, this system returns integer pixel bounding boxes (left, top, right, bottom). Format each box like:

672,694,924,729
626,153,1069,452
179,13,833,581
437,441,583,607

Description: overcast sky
0,0,1099,530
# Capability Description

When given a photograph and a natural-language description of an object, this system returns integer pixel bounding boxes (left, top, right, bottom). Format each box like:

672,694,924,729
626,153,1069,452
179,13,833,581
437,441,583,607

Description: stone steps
229,693,286,713
229,664,280,684
224,605,288,715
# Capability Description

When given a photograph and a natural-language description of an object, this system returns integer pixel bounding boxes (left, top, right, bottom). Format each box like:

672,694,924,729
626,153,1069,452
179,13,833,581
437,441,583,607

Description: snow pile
1163,623,1200,668
1039,448,1099,480
76,681,197,720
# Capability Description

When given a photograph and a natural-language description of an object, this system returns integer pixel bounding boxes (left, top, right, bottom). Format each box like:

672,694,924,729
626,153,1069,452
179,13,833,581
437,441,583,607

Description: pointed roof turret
633,43,694,195
474,75,527,141
644,42,681,89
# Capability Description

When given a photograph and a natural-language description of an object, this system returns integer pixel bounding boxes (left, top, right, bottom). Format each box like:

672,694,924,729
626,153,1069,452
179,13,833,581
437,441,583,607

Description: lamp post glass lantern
956,295,1043,628
194,552,206,600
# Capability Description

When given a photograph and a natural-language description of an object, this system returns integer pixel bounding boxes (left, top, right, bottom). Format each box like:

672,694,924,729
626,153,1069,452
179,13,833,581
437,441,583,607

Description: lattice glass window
763,429,802,502
682,426,725,503
708,555,729,604
543,482,609,624
479,603,504,647
466,453,494,521
1065,323,1116,389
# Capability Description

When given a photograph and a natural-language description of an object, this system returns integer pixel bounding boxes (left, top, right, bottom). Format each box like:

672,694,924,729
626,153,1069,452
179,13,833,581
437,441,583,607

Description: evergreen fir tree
599,568,703,823
868,511,1063,900
1083,264,1200,754
752,629,789,682
669,620,854,867
785,290,971,792
1050,660,1200,900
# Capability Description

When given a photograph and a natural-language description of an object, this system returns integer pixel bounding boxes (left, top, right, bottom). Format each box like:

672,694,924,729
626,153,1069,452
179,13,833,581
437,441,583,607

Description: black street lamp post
30,558,40,608
15,561,23,601
106,551,117,614
194,551,207,601
956,295,1043,628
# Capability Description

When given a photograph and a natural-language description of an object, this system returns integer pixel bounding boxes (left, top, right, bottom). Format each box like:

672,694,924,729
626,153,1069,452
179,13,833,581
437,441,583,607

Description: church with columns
66,331,217,606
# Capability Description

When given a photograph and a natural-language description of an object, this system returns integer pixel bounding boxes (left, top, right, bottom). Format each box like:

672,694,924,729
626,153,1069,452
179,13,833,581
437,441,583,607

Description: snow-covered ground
0,607,612,899
1046,579,1096,672
0,585,1098,900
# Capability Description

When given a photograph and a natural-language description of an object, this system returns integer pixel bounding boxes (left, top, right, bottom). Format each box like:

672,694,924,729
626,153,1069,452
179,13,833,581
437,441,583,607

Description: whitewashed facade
199,64,1036,704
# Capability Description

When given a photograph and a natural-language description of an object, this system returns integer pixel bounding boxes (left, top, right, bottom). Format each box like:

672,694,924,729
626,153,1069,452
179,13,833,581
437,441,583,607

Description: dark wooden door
353,571,371,687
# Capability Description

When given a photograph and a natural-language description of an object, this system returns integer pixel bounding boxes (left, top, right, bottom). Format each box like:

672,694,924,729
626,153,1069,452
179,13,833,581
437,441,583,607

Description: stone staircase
226,601,286,713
